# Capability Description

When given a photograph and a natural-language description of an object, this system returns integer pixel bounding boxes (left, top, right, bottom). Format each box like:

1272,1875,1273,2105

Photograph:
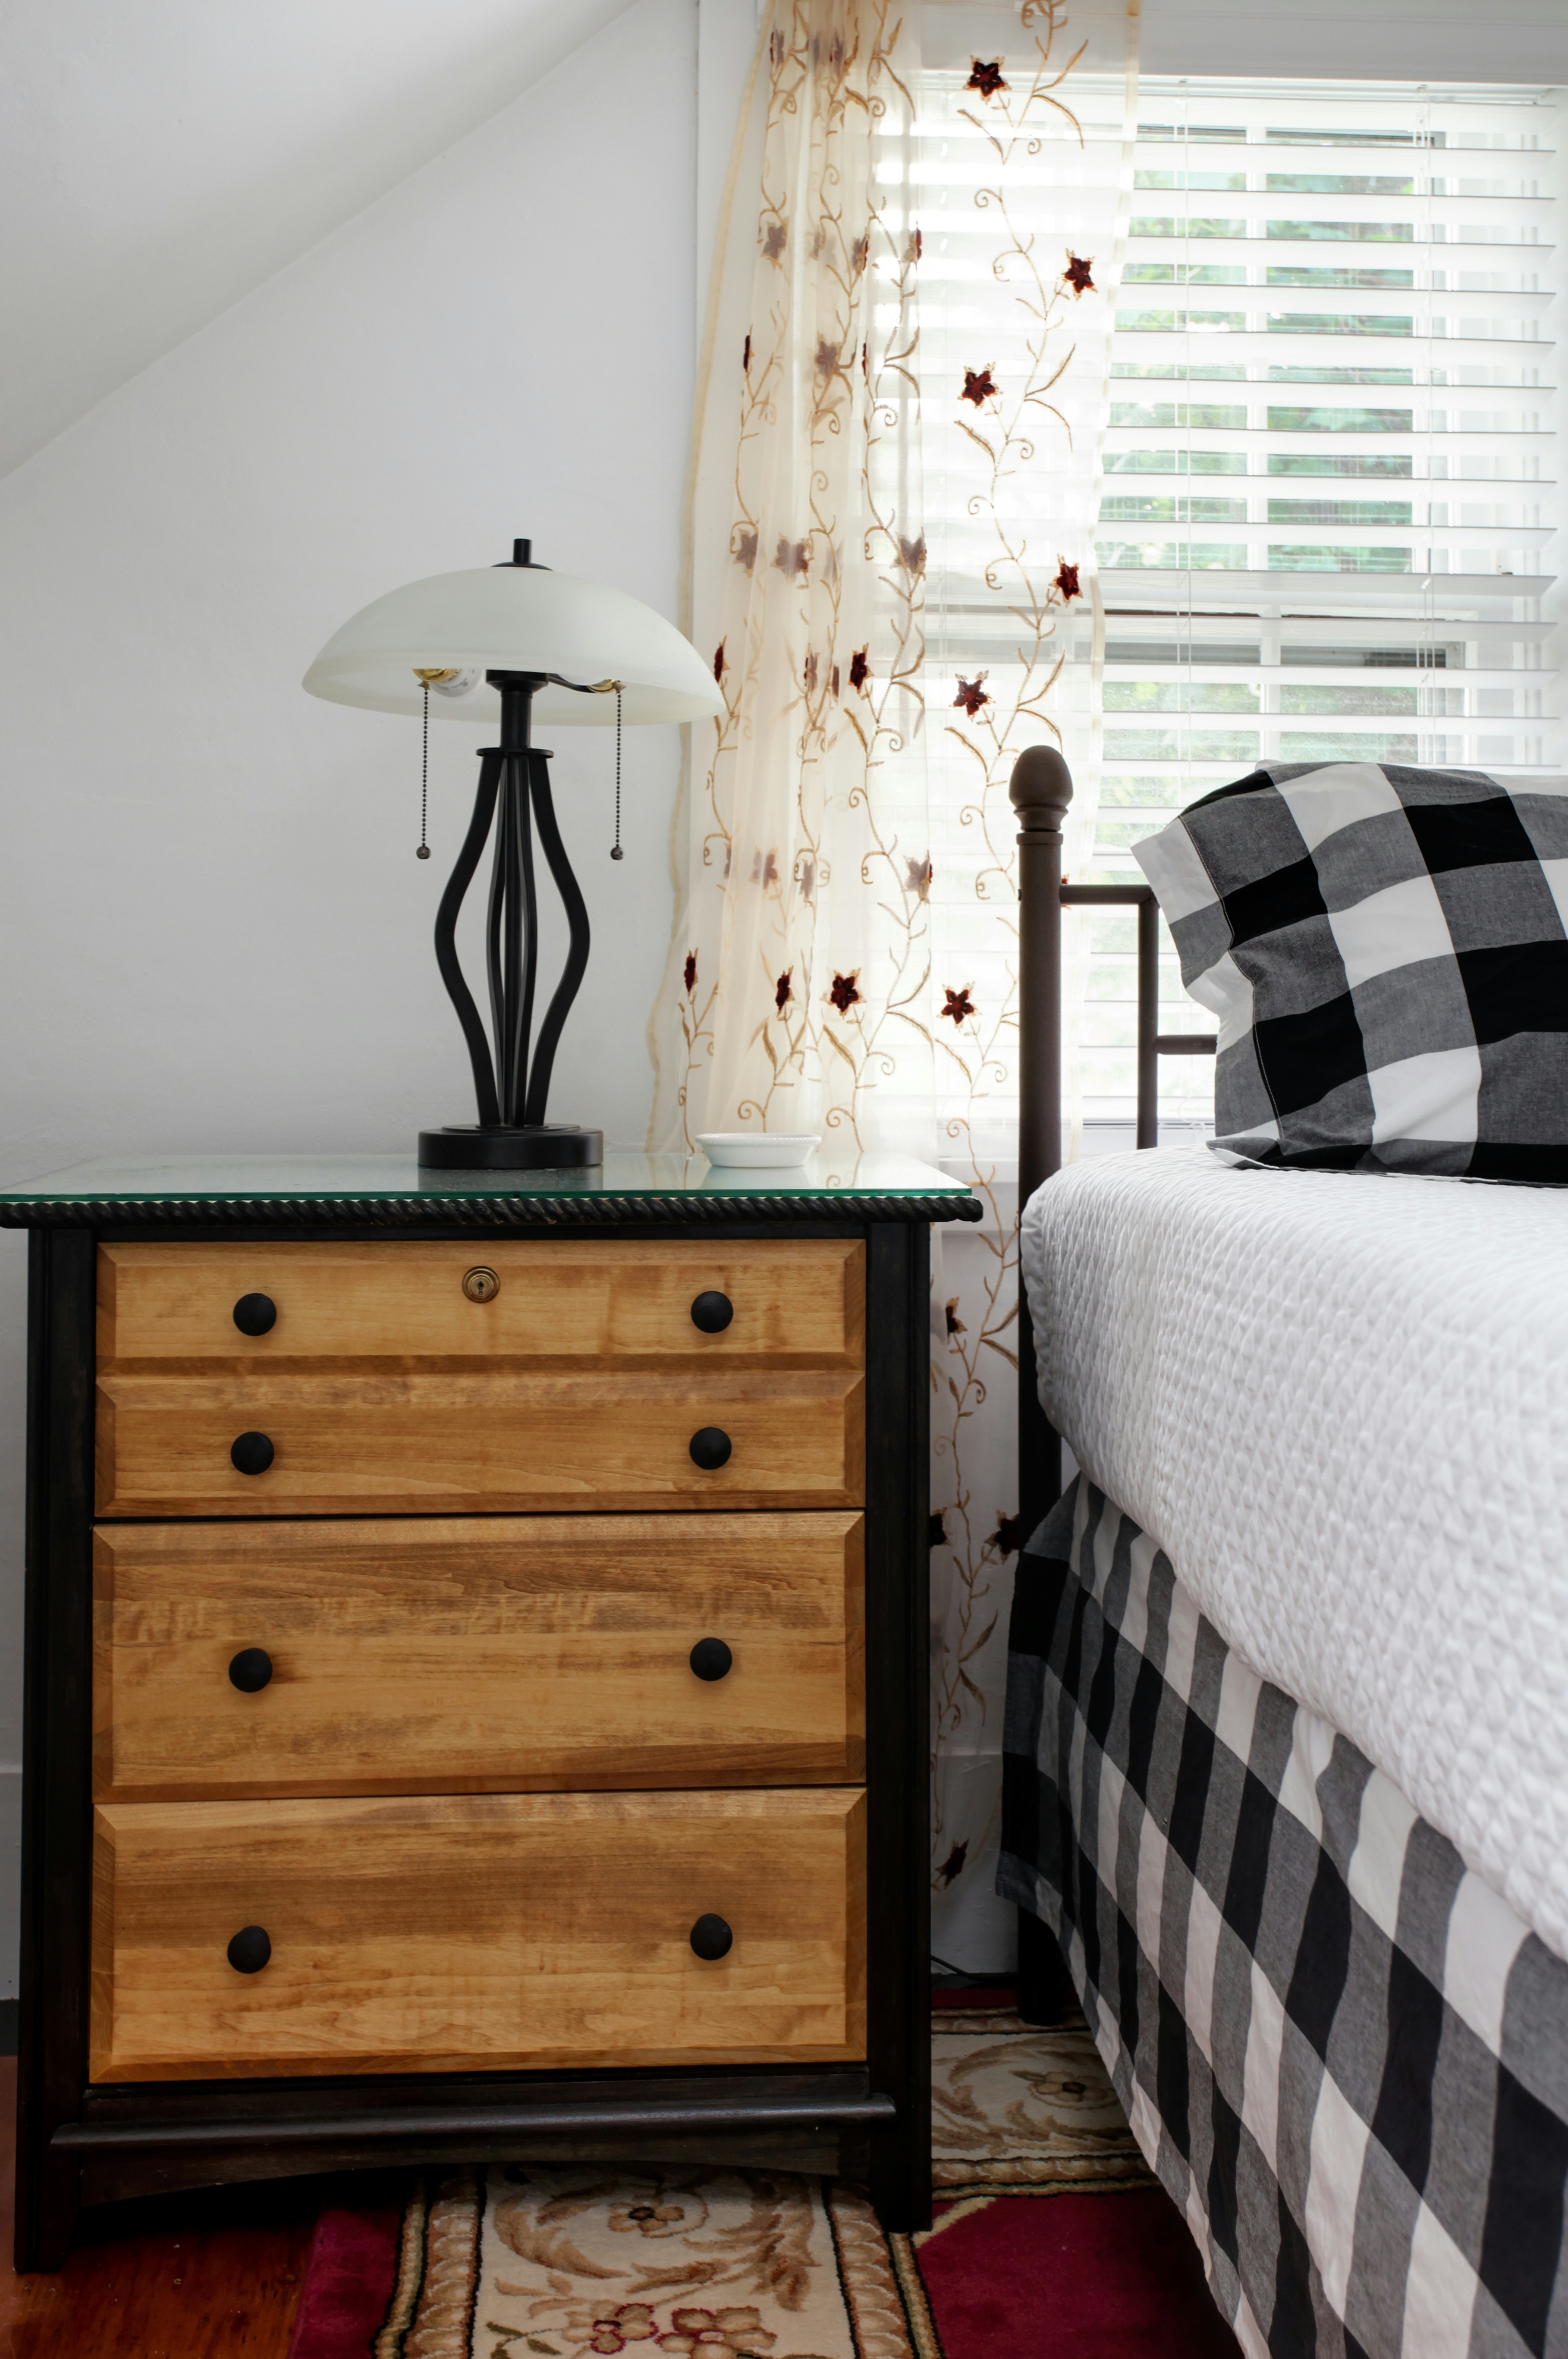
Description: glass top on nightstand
0,1150,982,1225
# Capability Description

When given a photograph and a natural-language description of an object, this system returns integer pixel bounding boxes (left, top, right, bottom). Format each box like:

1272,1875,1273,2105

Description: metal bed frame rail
1010,744,1216,1540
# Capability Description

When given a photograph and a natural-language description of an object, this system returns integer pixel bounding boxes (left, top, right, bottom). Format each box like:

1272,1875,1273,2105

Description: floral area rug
286,1998,1235,2359
369,2168,902,2359
929,2000,1153,2199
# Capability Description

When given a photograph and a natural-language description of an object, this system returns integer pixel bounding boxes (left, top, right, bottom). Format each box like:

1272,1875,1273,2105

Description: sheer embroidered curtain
651,0,1139,1966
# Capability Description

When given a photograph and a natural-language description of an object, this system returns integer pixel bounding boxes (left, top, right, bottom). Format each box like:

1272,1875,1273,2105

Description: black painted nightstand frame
9,1179,974,2269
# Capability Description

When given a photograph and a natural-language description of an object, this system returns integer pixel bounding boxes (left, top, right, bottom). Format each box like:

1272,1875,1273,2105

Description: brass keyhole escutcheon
462,1266,500,1304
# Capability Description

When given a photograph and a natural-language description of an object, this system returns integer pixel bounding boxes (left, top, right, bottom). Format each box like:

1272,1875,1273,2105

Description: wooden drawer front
98,1239,863,1369
91,1789,867,2081
94,1514,865,1799
95,1370,864,1517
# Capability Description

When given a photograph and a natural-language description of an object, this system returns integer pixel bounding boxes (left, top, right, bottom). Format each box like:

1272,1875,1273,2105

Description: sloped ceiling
0,0,636,481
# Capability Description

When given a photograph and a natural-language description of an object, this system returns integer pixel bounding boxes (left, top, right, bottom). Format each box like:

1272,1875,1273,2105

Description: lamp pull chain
610,686,624,861
417,684,431,859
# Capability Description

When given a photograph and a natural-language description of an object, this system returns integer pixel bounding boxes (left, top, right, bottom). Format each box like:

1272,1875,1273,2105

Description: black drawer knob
688,1427,732,1471
689,1638,733,1683
228,1647,273,1693
226,1926,271,1975
230,1431,275,1476
689,1913,733,1961
690,1291,734,1334
233,1293,277,1337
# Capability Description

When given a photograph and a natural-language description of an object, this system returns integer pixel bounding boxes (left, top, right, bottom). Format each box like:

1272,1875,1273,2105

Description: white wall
0,0,699,1993
0,0,640,477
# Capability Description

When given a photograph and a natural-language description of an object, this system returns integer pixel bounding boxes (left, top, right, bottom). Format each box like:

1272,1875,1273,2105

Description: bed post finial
1008,744,1074,832
1011,742,1072,1549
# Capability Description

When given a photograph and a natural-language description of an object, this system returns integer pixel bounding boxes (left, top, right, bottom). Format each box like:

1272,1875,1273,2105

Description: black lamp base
418,1125,604,1171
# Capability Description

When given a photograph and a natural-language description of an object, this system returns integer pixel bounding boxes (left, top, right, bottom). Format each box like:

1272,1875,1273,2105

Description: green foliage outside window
1134,170,1247,191
1112,362,1247,380
1267,407,1412,431
1116,309,1247,333
1130,217,1246,239
1100,736,1260,770
1124,263,1248,286
1280,685,1419,715
1267,312,1413,334
1268,453,1412,476
1098,541,1248,570
1100,495,1250,523
1267,220,1414,241
1105,450,1249,474
1266,367,1411,383
1266,498,1413,524
1103,682,1261,713
1109,403,1247,429
1266,173,1414,195
1100,775,1187,807
1269,545,1413,571
1266,266,1414,289
1280,732,1419,759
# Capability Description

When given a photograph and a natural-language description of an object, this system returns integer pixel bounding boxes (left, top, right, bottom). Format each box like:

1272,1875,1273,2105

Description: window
1083,80,1564,1128
900,65,1561,1142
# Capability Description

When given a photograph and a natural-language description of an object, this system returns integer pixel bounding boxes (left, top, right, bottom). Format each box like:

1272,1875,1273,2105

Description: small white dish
697,1132,821,1171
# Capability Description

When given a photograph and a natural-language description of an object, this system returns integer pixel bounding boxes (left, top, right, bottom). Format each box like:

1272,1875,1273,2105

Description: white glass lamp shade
302,565,723,728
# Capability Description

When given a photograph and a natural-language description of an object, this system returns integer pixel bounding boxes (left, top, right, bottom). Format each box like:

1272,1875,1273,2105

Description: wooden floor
0,2057,387,2357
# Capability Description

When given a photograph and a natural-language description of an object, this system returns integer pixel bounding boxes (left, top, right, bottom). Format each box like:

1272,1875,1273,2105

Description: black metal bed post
1009,744,1082,2032
1137,892,1159,1150
1009,745,1073,1546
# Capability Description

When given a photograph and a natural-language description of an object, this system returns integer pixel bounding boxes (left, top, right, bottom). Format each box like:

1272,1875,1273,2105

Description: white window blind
1084,78,1565,1128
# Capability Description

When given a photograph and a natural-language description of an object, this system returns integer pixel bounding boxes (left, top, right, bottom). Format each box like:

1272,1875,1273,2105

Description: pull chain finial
610,685,624,860
417,684,431,859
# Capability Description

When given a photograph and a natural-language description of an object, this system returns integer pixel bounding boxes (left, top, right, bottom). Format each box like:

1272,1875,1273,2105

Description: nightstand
3,1150,980,2268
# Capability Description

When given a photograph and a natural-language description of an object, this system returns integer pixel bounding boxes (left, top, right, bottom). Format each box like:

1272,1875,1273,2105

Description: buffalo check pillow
1133,761,1568,1181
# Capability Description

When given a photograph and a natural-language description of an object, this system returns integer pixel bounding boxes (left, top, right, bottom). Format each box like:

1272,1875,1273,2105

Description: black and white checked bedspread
998,1478,1568,2359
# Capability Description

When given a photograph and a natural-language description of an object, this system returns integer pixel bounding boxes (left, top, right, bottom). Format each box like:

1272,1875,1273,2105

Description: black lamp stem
431,750,503,1128
524,751,593,1127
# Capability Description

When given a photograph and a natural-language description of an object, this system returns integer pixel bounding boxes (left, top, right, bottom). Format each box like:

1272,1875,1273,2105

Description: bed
997,749,1568,2358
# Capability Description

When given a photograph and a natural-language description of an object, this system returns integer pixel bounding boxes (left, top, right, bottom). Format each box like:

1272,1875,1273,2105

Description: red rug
911,2191,1232,2359
286,2198,402,2359
286,1993,1237,2358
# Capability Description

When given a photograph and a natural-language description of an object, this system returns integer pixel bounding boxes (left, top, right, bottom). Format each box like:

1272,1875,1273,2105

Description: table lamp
304,537,722,1169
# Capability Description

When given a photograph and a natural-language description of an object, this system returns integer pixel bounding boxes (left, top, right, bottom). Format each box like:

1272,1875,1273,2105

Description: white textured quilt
1021,1146,1568,1962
